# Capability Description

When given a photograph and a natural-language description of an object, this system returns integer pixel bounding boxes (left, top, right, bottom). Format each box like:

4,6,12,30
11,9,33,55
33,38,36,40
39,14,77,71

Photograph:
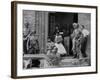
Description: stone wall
78,13,91,32
23,10,36,31
23,10,48,53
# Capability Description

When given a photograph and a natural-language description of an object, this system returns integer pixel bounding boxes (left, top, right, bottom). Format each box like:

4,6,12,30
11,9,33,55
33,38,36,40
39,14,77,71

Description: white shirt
82,29,89,37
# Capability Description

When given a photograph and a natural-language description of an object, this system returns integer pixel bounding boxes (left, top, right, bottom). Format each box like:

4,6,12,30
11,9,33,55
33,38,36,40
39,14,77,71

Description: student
46,38,55,55
54,32,67,57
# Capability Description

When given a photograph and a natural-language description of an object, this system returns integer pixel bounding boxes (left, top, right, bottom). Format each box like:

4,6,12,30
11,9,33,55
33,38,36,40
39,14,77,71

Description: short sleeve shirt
82,29,89,37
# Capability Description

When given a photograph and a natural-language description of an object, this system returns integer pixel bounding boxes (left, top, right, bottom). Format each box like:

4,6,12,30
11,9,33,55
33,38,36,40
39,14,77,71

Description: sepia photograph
11,1,97,78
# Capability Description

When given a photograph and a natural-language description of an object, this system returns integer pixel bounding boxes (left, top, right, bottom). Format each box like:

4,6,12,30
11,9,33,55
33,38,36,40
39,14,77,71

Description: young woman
54,32,67,57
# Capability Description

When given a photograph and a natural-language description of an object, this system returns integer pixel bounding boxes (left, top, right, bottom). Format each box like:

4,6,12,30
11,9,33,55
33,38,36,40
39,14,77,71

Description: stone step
60,57,90,67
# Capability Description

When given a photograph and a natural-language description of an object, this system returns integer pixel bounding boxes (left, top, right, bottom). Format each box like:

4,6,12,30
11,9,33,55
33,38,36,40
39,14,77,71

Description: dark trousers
81,37,88,57
23,40,28,54
69,37,73,56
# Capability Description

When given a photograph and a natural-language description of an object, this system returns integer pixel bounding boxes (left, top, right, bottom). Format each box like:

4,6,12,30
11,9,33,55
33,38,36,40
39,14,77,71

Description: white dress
55,43,67,55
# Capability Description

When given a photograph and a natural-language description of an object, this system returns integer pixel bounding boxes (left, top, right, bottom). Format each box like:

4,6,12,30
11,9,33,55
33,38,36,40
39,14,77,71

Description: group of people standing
47,22,89,59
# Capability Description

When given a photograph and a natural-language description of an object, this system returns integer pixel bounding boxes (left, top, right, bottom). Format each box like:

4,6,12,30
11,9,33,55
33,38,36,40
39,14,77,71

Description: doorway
48,12,78,55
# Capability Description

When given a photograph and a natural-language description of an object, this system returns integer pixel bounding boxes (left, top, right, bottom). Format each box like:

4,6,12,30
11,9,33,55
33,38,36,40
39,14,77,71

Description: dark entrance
48,12,78,55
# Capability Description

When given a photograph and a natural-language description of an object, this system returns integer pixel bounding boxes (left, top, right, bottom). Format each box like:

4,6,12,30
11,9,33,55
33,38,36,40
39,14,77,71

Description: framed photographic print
11,1,98,78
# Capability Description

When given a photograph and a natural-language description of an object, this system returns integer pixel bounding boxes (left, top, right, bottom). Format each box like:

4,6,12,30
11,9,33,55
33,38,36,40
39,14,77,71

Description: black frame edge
96,6,98,74
11,1,97,8
11,1,17,78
